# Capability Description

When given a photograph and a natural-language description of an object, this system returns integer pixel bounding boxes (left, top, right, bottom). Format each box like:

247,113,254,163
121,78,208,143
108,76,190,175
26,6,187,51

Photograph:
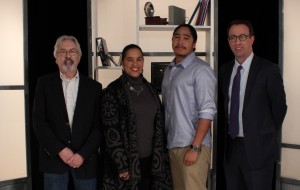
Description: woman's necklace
127,82,144,96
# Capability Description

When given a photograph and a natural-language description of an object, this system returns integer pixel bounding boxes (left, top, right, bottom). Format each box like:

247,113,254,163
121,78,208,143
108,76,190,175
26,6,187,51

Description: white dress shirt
60,71,79,129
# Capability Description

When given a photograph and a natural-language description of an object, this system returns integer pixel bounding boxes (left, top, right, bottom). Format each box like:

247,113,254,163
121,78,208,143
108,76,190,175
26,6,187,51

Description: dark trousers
44,170,97,190
138,156,152,190
224,138,274,190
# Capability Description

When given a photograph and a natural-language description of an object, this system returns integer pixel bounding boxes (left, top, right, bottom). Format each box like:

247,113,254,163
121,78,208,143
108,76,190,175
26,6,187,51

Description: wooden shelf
139,25,211,31
109,52,206,56
95,66,122,70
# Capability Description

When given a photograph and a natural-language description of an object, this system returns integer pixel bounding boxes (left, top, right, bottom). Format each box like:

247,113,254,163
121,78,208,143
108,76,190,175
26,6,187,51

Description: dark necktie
229,65,243,139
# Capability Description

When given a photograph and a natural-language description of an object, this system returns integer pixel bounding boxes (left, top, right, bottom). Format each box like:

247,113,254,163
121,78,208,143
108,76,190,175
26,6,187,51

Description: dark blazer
219,55,287,170
32,72,102,179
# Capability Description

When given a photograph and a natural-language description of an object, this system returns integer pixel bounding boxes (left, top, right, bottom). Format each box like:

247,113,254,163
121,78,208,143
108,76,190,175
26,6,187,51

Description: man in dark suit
219,20,287,190
32,35,102,190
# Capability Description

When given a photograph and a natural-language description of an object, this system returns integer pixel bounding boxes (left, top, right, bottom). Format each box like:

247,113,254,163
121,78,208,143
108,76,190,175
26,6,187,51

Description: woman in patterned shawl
100,44,172,190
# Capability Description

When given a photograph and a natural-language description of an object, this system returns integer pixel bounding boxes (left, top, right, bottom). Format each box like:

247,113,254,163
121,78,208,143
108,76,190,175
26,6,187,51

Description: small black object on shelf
96,37,118,66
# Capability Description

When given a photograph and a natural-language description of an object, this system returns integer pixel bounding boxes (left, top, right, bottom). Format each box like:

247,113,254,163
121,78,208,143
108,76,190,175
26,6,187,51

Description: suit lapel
72,74,87,126
52,73,69,121
224,61,235,113
243,56,260,109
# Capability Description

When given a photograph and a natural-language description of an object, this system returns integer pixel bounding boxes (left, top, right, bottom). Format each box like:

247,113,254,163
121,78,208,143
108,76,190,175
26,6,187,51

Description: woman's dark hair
121,44,144,62
227,19,255,37
173,24,198,43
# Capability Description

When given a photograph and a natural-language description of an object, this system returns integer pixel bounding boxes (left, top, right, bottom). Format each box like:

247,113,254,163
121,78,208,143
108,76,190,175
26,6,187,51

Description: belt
234,137,244,143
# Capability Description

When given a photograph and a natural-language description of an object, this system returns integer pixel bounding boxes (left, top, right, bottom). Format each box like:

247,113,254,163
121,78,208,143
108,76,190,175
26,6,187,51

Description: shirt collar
234,52,254,72
60,70,79,81
170,52,196,68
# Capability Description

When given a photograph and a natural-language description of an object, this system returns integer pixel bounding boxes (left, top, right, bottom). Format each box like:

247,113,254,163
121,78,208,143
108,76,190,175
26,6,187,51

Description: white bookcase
92,0,214,87
136,0,214,66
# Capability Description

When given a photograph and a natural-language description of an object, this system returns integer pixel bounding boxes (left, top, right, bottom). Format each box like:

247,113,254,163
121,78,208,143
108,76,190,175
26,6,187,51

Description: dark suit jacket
219,55,287,170
32,72,102,179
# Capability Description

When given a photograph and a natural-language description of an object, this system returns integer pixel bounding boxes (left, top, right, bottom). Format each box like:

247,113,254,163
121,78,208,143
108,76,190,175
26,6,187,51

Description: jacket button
67,140,71,144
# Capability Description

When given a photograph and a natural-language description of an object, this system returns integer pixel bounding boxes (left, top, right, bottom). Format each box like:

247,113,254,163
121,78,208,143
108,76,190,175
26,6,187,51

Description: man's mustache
64,58,74,65
175,45,186,49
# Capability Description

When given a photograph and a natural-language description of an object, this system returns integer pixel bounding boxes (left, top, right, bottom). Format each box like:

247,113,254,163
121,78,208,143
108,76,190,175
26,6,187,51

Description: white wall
0,0,27,181
0,0,24,85
92,0,137,87
281,0,300,180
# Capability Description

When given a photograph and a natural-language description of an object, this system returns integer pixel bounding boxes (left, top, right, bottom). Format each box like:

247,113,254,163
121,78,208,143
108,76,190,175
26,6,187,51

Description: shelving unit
135,0,214,68
92,0,215,85
139,25,211,31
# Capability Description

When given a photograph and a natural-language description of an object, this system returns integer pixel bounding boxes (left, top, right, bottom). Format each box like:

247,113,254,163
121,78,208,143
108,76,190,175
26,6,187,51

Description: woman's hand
119,171,129,181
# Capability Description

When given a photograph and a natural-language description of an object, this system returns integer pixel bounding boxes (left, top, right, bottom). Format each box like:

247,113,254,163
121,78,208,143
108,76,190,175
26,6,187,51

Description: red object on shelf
145,16,168,25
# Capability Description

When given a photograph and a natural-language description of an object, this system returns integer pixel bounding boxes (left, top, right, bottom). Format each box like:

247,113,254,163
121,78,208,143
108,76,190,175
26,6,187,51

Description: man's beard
62,58,76,72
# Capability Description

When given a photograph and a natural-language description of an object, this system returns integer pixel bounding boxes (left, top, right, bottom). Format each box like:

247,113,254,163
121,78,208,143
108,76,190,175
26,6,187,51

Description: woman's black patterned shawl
101,74,172,190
